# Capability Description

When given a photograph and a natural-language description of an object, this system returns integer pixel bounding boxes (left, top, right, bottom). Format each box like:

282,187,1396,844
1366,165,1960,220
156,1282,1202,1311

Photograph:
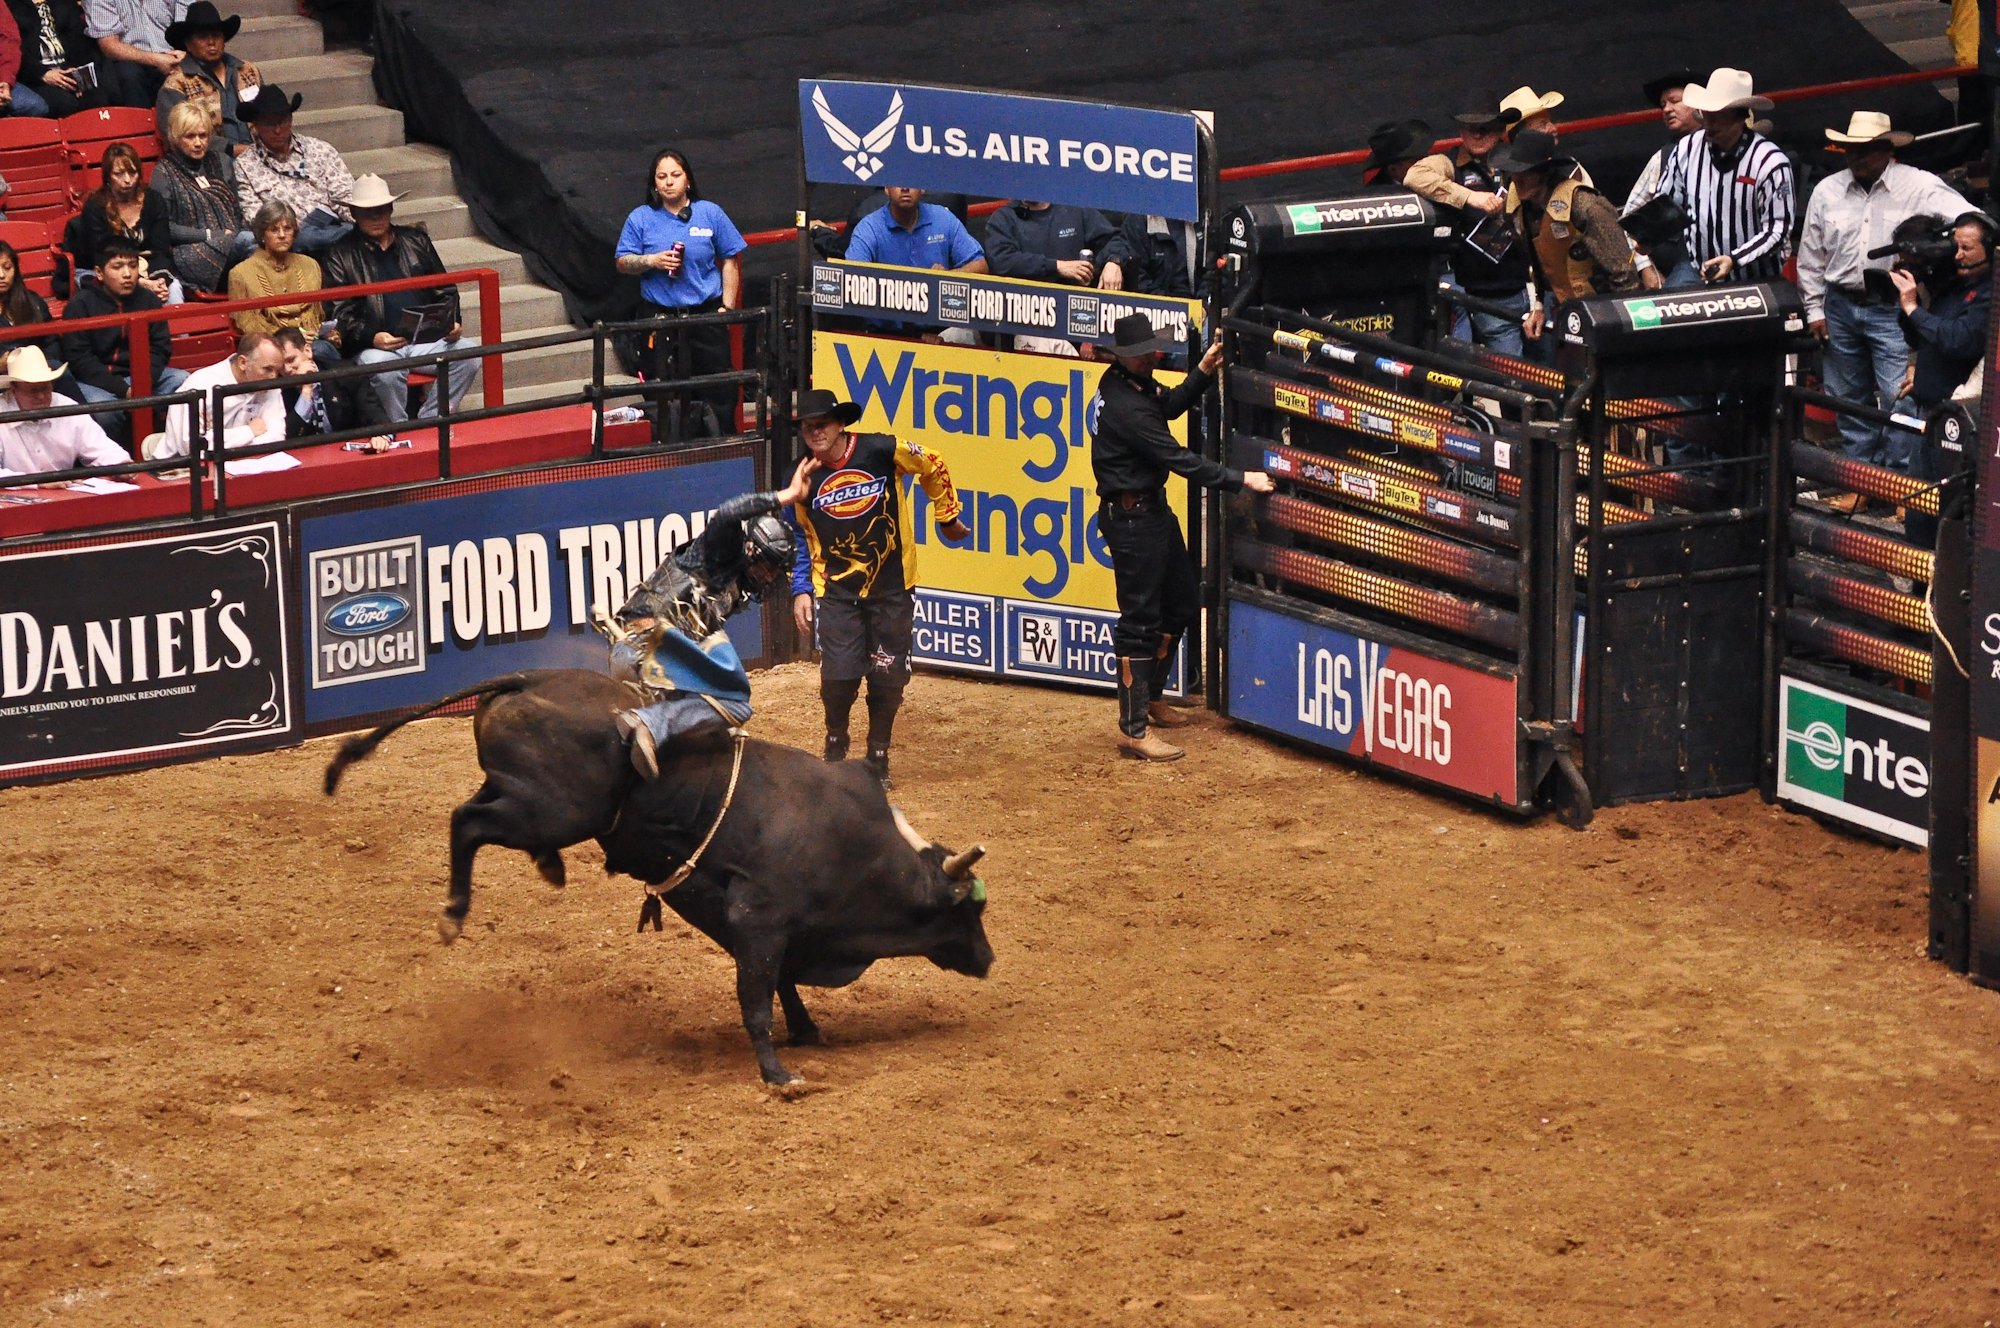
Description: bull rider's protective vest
1510,177,1608,303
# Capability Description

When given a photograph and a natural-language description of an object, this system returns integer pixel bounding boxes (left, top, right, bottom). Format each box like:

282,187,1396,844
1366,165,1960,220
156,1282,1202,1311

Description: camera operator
1891,210,1993,545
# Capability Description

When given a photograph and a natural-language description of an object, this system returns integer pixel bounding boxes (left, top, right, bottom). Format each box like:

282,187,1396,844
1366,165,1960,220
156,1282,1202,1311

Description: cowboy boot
1115,657,1183,762
1146,633,1191,728
823,732,850,762
862,744,893,791
614,710,660,781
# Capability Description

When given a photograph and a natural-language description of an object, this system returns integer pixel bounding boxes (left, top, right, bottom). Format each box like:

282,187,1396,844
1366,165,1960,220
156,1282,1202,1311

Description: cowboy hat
1682,67,1773,114
1488,129,1562,176
165,2,241,47
5,346,66,384
244,84,304,123
346,174,407,210
793,388,862,425
1642,70,1699,107
1452,90,1520,127
1107,312,1177,358
1826,110,1913,148
1364,119,1435,172
1500,86,1564,122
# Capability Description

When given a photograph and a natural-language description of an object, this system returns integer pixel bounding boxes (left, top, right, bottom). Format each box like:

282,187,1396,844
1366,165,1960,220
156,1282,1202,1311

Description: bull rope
638,732,747,932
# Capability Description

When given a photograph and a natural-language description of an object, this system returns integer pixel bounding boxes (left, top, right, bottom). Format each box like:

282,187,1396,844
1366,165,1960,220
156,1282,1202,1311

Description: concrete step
1852,4,1946,42
234,15,323,63
436,237,528,286
462,375,641,412
230,0,299,17
344,144,454,199
398,194,475,241
491,324,598,388
257,52,378,116
460,283,570,336
1889,35,1957,69
293,103,404,154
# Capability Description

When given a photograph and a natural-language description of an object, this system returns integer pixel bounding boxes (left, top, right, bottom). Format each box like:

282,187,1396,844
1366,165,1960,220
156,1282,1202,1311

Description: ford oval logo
325,593,410,636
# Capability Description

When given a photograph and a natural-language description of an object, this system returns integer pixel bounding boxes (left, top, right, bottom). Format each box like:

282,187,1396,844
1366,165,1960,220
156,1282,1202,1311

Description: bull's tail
322,673,543,795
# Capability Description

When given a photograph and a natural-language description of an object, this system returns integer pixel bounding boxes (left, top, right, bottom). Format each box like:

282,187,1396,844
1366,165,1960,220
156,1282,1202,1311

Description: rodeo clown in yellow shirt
786,388,971,790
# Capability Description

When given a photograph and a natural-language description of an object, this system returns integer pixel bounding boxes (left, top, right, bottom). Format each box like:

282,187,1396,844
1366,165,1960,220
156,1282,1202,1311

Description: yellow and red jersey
790,432,962,598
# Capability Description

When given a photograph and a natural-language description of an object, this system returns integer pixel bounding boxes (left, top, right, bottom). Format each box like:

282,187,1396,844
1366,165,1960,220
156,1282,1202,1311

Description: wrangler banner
813,332,1193,692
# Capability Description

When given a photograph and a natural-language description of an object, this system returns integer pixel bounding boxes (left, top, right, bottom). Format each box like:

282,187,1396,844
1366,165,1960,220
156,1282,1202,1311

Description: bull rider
788,388,971,790
600,459,818,779
1093,314,1273,761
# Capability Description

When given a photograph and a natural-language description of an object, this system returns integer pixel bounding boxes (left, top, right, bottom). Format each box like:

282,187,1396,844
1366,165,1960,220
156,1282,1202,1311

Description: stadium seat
0,220,60,299
167,303,240,370
59,107,162,196
0,118,75,221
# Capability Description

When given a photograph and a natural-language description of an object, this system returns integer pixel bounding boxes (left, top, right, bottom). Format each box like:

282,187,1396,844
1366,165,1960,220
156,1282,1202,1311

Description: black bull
323,670,992,1084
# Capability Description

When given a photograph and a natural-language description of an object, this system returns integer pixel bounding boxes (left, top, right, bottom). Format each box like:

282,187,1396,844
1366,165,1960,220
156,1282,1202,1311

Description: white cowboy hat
6,345,66,383
347,173,407,210
1826,110,1913,148
1682,68,1773,114
1500,86,1564,120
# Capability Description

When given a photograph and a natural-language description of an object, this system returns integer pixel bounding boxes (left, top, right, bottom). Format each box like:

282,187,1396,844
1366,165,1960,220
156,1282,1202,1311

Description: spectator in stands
1405,91,1533,355
1622,70,1703,290
152,326,281,457
236,85,354,255
83,0,187,112
614,147,748,434
0,346,127,476
72,142,179,302
229,199,337,359
1099,210,1200,299
808,187,970,260
270,324,341,436
150,98,254,292
1492,129,1640,350
847,186,987,275
7,0,108,117
1658,68,1795,286
1895,210,1992,543
0,2,35,117
156,2,256,152
61,234,186,426
1798,112,1967,468
984,200,1117,286
324,173,477,423
0,238,84,399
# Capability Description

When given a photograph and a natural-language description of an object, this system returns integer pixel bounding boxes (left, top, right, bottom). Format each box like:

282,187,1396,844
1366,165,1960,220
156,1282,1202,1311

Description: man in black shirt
1093,314,1274,761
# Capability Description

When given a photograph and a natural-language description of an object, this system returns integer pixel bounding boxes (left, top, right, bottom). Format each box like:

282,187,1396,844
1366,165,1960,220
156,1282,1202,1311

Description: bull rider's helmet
743,514,796,598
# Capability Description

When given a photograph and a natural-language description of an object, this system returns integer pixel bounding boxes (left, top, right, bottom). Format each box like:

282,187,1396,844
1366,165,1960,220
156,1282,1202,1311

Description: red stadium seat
168,304,239,370
0,119,62,154
59,108,163,199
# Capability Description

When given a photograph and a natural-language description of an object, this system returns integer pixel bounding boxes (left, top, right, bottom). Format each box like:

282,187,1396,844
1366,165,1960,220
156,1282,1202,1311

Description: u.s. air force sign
800,80,1202,221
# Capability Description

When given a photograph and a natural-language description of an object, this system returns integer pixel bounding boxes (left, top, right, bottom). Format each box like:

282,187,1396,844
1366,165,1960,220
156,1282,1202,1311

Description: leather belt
1104,488,1163,510
1830,284,1889,307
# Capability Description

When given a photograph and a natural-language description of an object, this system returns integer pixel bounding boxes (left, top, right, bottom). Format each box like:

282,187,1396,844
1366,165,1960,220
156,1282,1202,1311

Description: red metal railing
0,267,505,438
748,64,1977,244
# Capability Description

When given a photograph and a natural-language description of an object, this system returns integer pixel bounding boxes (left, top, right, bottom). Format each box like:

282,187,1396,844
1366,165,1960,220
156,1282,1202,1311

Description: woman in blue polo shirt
615,149,749,436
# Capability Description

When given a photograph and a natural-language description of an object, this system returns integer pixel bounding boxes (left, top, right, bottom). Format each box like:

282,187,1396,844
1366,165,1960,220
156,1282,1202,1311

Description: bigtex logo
1781,683,1929,834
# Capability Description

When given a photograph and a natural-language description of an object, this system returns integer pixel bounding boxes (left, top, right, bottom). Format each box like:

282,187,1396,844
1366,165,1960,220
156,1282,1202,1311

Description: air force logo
812,84,903,183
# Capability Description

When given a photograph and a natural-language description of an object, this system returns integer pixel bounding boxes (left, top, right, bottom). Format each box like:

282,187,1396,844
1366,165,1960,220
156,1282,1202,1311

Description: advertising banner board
800,80,1202,221
0,519,298,785
813,261,1199,355
812,332,1190,693
297,453,761,728
1776,673,1930,848
1226,595,1521,805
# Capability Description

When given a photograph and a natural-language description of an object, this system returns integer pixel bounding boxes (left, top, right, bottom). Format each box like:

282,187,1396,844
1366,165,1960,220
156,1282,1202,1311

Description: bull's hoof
437,914,463,944
786,1028,823,1048
533,850,566,888
766,1078,826,1101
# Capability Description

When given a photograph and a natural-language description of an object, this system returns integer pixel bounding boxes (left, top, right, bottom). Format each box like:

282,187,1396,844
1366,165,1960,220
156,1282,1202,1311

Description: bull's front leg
732,935,795,1084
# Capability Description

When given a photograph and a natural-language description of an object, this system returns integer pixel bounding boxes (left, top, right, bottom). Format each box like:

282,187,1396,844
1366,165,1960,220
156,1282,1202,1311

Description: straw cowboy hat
346,174,408,209
5,346,66,384
1826,110,1913,148
1500,86,1564,121
1682,68,1773,114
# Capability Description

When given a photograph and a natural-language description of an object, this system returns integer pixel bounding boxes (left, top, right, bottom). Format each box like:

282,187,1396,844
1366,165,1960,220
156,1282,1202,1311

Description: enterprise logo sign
1285,197,1425,235
1624,289,1770,331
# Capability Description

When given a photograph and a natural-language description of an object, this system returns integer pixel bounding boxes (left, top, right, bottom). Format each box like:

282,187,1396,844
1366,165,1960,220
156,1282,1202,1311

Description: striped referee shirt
1658,128,1796,282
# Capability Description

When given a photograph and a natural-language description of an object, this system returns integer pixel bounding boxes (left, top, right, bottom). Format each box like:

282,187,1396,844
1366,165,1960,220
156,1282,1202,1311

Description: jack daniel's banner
0,520,299,784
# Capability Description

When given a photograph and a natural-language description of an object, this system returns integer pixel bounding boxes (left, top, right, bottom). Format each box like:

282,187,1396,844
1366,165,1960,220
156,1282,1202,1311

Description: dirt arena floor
4,663,1999,1326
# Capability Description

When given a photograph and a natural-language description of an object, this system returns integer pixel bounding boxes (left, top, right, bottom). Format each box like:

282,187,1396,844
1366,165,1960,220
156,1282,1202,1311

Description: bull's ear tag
969,878,986,904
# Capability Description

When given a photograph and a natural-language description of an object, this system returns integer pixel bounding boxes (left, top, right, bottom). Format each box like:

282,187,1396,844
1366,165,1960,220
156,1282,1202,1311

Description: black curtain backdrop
371,0,1954,324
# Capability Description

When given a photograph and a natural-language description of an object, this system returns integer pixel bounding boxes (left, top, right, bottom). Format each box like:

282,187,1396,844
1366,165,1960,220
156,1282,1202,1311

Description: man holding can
1093,314,1273,762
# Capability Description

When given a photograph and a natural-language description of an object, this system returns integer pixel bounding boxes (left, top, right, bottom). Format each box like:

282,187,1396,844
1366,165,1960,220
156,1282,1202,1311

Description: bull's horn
891,806,930,854
942,846,986,879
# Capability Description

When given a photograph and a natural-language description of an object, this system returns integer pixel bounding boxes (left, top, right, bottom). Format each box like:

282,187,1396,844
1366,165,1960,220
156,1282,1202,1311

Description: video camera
1866,213,1956,279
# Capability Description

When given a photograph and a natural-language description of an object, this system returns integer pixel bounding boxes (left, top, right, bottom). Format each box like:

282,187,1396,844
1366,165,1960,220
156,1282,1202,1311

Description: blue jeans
294,211,352,256
607,640,752,743
1467,288,1529,359
9,83,49,117
356,335,479,422
1660,261,1702,291
1821,288,1907,467
75,367,190,404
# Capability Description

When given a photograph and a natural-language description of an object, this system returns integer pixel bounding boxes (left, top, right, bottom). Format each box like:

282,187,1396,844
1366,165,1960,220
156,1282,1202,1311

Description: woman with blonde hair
148,99,257,293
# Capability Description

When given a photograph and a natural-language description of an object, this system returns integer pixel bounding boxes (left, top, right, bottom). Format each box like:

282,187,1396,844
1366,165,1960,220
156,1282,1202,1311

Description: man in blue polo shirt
843,187,987,338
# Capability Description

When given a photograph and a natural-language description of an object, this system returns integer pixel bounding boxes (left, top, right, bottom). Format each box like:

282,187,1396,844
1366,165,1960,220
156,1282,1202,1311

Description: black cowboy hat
794,388,862,425
1452,90,1521,128
243,84,303,123
1642,69,1698,107
1365,119,1435,172
166,2,242,47
1108,312,1176,357
1488,128,1561,175
1620,195,1690,247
